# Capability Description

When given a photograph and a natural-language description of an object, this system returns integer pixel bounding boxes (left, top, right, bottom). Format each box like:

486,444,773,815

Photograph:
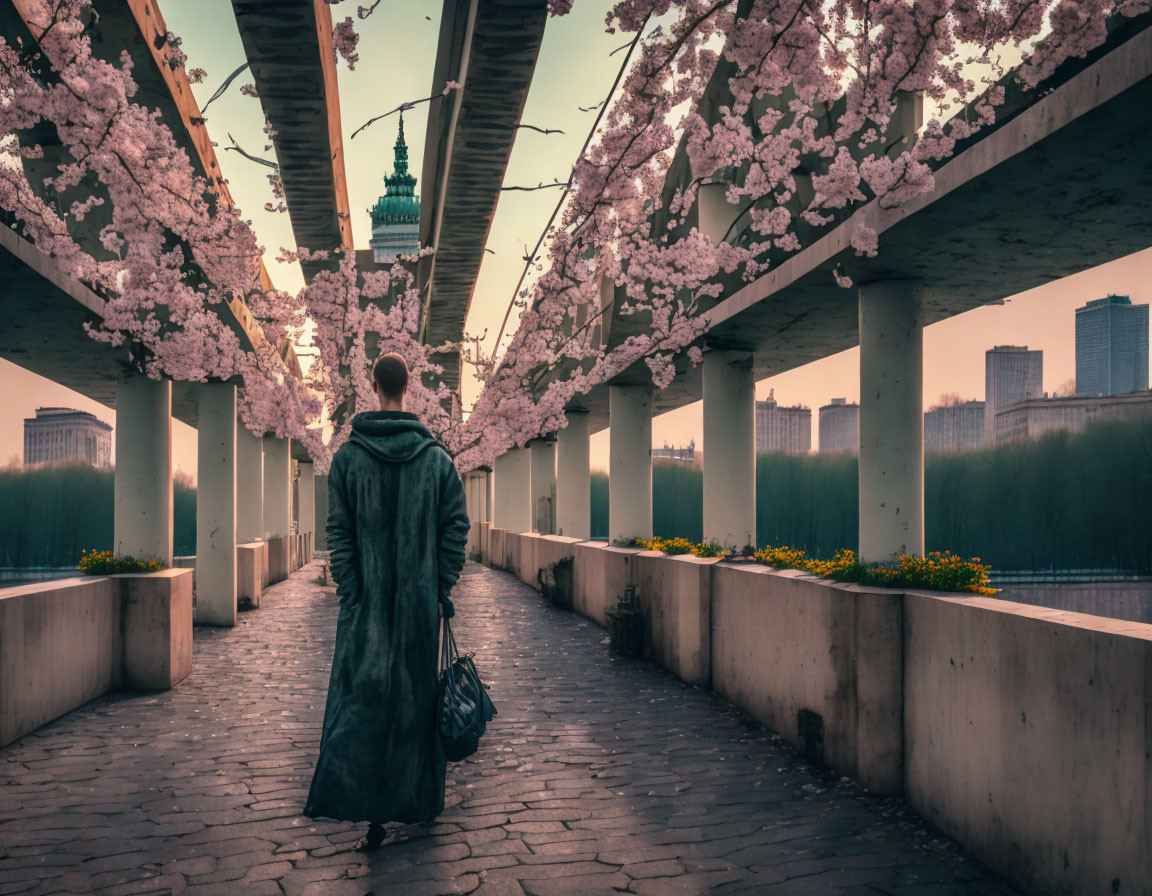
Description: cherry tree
0,0,1143,478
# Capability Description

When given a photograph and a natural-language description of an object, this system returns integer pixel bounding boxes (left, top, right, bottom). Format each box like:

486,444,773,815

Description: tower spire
369,114,421,262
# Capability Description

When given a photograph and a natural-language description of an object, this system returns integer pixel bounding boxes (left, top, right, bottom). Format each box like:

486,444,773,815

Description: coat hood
349,411,442,464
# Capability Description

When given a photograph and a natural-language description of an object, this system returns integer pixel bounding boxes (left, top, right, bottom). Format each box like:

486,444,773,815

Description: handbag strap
440,612,459,674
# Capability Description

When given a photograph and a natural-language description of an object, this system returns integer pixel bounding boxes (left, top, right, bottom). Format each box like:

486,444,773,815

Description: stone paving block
0,562,1017,895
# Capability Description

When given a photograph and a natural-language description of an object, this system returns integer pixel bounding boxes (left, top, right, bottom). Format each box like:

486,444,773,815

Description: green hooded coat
305,410,470,824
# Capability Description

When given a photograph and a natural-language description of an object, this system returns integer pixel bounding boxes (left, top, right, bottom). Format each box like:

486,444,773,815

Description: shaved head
372,352,409,402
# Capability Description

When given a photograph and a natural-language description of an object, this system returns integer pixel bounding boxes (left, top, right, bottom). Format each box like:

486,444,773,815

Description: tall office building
984,346,1043,443
924,400,985,452
1075,295,1149,396
818,398,859,454
23,407,112,466
755,391,812,453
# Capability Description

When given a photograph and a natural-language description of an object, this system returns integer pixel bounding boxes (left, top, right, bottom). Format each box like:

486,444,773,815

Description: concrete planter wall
266,532,312,586
476,542,1151,892
573,543,640,628
120,569,194,690
710,564,903,794
633,552,717,688
237,541,269,607
0,568,194,748
489,527,507,572
479,522,491,565
902,593,1152,896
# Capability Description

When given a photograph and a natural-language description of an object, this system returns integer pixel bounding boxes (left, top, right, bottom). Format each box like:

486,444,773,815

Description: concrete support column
114,373,173,566
314,474,329,551
464,470,488,525
236,424,264,544
556,410,590,540
859,280,924,561
262,437,292,538
493,448,531,533
703,350,756,549
195,382,237,626
609,385,652,543
298,463,315,535
529,438,556,534
485,471,493,524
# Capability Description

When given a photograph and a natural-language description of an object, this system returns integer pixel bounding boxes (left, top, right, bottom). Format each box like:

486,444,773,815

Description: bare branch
223,133,278,169
201,62,250,112
351,83,458,140
500,181,567,193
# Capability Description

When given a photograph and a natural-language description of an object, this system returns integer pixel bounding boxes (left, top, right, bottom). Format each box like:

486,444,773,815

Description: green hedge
590,414,1152,572
0,463,196,567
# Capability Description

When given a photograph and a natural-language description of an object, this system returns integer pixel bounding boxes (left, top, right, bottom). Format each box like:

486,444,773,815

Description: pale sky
1,2,1149,476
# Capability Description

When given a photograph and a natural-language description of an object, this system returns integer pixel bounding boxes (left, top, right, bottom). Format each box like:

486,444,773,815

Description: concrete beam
230,0,353,279
418,0,549,386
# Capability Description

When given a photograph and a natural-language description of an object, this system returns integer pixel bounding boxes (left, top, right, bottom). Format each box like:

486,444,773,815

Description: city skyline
5,252,1152,475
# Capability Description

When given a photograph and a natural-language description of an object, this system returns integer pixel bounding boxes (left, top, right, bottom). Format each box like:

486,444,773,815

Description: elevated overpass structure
237,0,548,392
0,0,319,626
490,12,1152,558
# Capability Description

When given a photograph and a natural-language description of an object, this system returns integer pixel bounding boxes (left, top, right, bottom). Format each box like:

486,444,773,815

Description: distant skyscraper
984,346,1043,443
24,407,112,466
925,400,985,452
818,398,859,454
755,390,811,454
368,114,420,264
1075,295,1149,396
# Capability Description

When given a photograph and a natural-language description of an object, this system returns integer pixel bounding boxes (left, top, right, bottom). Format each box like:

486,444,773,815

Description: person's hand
441,596,455,619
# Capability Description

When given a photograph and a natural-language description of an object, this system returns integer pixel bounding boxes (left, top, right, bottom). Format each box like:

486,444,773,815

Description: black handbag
437,612,496,762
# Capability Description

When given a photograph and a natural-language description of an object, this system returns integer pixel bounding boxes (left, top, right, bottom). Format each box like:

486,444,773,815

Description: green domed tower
369,114,420,263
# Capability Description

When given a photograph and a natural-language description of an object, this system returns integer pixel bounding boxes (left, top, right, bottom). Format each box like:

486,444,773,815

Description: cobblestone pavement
0,562,1017,896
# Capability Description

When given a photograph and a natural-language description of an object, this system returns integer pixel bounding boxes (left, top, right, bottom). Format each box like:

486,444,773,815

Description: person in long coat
305,352,470,849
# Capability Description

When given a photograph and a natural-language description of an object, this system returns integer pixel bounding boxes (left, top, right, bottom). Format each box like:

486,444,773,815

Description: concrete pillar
609,385,652,543
493,448,531,533
114,373,173,566
859,280,924,561
195,382,237,626
262,437,292,538
314,474,329,550
236,424,264,544
298,462,315,535
464,470,488,525
529,438,556,534
485,471,493,525
703,350,756,549
556,409,591,540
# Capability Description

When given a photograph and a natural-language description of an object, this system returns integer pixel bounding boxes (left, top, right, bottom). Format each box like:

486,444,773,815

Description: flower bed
78,550,165,575
624,536,732,559
755,546,995,596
